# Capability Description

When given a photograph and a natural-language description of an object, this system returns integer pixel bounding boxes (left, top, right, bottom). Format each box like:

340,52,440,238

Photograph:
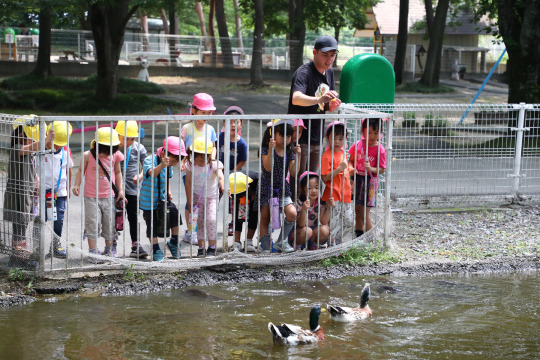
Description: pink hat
293,118,307,129
325,120,347,136
298,171,319,185
160,136,184,156
224,106,244,115
192,93,216,111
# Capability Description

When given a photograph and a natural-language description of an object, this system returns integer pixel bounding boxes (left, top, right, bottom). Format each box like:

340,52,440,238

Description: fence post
384,114,393,249
511,102,528,199
38,117,47,274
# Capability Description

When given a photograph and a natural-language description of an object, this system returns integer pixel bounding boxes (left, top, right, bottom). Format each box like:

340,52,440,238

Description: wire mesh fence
0,111,391,274
1,103,538,274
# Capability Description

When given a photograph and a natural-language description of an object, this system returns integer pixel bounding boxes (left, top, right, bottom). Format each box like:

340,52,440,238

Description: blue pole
458,48,507,125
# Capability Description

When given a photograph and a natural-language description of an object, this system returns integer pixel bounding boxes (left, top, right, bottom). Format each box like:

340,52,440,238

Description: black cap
314,35,338,52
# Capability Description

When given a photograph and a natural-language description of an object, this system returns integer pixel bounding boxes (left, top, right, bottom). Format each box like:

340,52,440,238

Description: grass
321,244,402,267
396,81,456,94
0,74,172,115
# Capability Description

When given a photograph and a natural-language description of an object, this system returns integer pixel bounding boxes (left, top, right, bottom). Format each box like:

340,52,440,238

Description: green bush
321,244,401,267
402,111,417,128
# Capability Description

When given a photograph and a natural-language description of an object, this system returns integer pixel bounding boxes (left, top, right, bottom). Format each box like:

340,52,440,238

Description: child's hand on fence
72,185,80,196
162,156,172,167
168,191,173,201
269,138,276,149
364,160,373,173
46,129,55,145
302,199,311,211
328,197,336,208
338,160,348,172
294,144,301,155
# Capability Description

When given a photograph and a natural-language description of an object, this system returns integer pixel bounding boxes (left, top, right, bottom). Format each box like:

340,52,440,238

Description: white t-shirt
43,147,74,197
184,160,223,201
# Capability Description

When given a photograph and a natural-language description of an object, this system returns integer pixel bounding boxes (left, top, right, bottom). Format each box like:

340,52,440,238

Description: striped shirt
139,154,173,210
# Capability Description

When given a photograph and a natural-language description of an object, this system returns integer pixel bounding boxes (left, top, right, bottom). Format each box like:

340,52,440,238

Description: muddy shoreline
2,205,539,307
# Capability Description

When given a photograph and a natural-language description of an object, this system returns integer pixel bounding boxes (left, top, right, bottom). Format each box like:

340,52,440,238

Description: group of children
4,93,386,265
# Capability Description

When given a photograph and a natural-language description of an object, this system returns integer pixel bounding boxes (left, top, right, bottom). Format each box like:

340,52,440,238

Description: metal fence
0,111,391,274
343,103,540,207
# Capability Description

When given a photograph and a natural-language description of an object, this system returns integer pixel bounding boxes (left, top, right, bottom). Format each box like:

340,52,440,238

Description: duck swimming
268,305,326,345
327,283,372,322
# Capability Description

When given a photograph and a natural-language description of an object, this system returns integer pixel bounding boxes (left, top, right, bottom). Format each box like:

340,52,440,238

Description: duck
268,305,326,345
327,283,372,322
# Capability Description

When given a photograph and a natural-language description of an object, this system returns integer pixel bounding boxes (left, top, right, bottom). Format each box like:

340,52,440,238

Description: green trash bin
30,28,39,35
340,53,395,104
4,28,15,44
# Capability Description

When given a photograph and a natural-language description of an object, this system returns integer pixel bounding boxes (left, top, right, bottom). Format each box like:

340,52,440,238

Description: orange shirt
320,149,351,202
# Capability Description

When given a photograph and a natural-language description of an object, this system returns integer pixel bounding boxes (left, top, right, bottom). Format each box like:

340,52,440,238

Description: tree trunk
215,0,233,67
289,0,306,70
32,3,52,77
140,14,149,51
394,0,409,85
89,1,138,101
233,0,244,54
424,0,434,37
333,27,340,68
250,0,264,86
419,0,449,87
498,0,540,104
208,0,217,67
195,1,209,50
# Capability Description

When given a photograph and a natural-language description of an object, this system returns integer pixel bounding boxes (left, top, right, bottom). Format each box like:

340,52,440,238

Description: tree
233,0,244,54
474,0,540,103
289,0,306,70
419,0,450,87
89,0,139,101
250,0,264,87
32,1,53,77
208,0,217,66
195,1,209,49
394,0,409,85
215,0,234,67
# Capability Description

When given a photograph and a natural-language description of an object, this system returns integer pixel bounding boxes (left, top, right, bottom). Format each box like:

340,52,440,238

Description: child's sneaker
183,230,192,244
103,246,118,257
206,247,216,257
274,239,294,253
228,242,242,252
167,240,181,259
197,248,205,258
130,245,148,259
243,239,257,253
153,249,164,262
87,248,105,264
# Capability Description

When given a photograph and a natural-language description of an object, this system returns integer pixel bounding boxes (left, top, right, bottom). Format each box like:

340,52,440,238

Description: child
185,138,224,257
181,92,218,244
289,118,306,201
139,136,183,261
72,127,124,258
291,171,333,250
3,118,43,269
115,120,149,259
259,119,301,253
228,171,259,253
320,121,354,244
44,121,74,259
219,106,248,236
348,118,386,237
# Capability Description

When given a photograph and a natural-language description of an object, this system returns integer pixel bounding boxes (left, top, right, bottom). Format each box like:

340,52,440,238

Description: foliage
402,112,418,128
8,268,24,282
424,113,449,128
321,244,401,266
123,264,146,282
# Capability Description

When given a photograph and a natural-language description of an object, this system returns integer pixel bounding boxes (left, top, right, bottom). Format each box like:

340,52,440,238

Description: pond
1,271,538,359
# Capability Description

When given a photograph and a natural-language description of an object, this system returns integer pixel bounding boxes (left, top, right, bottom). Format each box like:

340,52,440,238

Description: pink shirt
348,140,386,176
83,151,124,198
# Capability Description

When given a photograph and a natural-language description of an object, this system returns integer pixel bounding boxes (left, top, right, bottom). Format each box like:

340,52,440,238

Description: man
288,35,342,175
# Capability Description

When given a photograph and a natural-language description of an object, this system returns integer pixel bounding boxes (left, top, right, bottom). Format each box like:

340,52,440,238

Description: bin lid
4,28,15,35
30,28,39,35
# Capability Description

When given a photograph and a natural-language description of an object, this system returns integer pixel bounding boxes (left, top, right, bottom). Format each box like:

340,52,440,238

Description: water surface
1,272,538,359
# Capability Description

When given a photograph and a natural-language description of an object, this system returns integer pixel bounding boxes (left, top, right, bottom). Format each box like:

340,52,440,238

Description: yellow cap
46,121,73,147
95,127,120,146
190,137,213,154
115,120,139,137
12,115,39,141
229,173,253,194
